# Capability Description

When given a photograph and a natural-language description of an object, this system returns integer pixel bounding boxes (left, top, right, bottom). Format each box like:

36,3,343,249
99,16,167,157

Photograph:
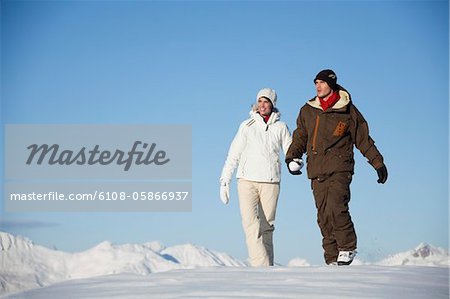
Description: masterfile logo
26,141,170,171
4,125,192,212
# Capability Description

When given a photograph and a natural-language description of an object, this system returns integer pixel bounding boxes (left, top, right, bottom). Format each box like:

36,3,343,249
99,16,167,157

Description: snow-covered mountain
0,231,245,295
1,231,449,297
376,242,449,267
161,243,244,267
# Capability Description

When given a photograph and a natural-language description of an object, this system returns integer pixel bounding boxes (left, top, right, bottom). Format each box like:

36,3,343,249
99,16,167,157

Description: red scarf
319,91,340,111
261,114,270,123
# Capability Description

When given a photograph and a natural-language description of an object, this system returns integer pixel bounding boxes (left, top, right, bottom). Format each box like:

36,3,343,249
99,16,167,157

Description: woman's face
257,97,273,116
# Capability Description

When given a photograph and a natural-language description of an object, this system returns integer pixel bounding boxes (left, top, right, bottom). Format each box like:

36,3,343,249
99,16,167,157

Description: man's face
257,97,273,116
315,80,333,98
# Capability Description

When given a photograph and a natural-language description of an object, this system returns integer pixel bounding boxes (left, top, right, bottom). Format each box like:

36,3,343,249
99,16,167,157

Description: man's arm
351,105,387,183
286,108,308,163
352,105,384,168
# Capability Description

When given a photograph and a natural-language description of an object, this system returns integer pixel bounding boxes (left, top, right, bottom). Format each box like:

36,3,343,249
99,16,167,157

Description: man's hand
376,164,388,184
287,158,304,175
220,181,230,204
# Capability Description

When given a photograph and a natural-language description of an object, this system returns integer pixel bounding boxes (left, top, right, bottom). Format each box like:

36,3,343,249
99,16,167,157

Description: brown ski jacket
286,89,384,180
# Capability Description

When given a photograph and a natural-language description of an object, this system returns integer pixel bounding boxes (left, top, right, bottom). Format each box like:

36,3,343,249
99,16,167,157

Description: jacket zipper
265,123,272,180
312,115,320,151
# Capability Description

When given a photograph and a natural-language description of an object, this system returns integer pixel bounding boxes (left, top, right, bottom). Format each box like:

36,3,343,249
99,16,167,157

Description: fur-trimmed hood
307,90,351,111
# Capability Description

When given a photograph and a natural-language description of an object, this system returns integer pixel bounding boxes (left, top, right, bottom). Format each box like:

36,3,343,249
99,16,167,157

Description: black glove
286,158,303,176
376,164,388,184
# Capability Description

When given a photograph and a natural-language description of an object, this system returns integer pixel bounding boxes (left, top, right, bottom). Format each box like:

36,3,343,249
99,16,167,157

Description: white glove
220,181,230,205
289,158,304,172
288,158,304,175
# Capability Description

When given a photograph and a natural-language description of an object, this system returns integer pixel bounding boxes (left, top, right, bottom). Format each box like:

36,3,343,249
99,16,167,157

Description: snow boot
337,250,356,265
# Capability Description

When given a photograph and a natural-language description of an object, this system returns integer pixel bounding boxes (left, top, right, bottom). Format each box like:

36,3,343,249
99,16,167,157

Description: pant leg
328,172,357,251
237,179,270,267
312,178,339,264
312,172,357,264
257,182,280,266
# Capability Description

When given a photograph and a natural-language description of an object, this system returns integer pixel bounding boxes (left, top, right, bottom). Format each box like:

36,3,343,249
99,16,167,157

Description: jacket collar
249,109,280,125
307,90,351,111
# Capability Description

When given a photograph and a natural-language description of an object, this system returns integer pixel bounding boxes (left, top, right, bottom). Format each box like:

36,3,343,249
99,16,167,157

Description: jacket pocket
335,151,354,165
238,158,248,177
327,149,354,169
332,121,348,137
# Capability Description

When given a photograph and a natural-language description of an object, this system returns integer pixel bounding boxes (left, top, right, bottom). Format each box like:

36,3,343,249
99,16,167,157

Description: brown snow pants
311,172,357,264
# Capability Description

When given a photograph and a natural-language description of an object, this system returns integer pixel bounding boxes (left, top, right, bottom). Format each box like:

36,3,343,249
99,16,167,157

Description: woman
219,88,302,266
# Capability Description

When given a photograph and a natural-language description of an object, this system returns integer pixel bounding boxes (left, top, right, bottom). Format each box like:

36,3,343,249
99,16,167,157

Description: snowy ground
2,266,448,299
1,231,449,298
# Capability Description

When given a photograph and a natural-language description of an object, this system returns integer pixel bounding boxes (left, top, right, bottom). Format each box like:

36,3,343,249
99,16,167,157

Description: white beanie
256,88,277,107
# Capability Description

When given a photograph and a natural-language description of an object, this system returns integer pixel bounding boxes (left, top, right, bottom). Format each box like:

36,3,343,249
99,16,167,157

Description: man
286,69,388,265
220,88,296,267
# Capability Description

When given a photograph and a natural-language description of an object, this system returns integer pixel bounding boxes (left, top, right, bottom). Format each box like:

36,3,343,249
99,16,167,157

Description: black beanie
314,69,338,90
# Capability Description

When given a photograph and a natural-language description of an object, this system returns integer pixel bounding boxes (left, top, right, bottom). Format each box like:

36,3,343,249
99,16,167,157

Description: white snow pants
237,179,280,267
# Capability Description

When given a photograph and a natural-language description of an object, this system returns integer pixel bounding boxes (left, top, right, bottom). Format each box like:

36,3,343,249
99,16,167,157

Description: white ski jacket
220,110,292,184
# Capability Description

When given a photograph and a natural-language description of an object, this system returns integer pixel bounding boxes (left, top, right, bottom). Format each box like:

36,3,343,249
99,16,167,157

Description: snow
0,231,243,295
376,242,450,267
286,257,310,267
160,243,245,267
1,231,448,298
2,267,448,299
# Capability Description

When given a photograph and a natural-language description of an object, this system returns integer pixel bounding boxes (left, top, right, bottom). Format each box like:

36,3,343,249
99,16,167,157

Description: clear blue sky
1,0,448,265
